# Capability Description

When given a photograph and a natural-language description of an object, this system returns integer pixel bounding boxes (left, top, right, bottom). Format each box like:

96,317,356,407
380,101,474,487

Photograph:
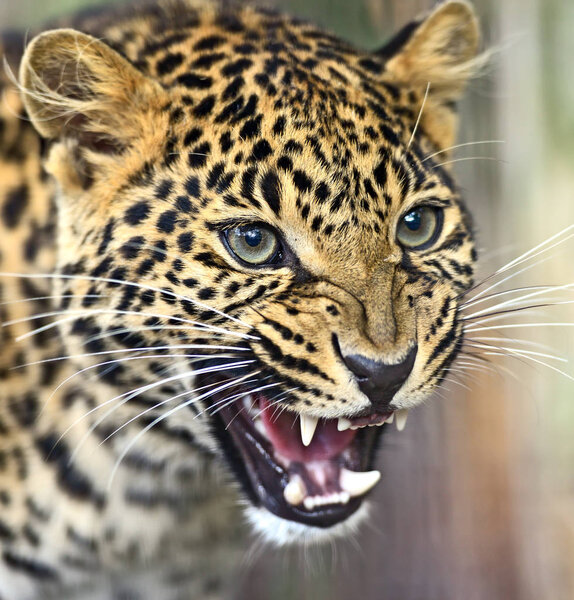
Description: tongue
259,396,357,462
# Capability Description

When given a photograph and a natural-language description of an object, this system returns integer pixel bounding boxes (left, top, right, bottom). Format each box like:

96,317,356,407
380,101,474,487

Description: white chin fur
244,502,371,547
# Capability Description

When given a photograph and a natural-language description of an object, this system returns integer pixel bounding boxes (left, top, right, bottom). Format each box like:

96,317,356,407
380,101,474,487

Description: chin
244,502,372,547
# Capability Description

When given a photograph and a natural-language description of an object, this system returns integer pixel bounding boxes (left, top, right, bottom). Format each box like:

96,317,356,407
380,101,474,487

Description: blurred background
1,0,573,598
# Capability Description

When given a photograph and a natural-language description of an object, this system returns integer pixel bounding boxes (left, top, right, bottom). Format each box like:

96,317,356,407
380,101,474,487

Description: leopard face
18,0,480,539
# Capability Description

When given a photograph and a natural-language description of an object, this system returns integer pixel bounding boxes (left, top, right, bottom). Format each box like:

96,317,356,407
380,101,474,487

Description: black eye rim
220,222,285,269
396,205,444,251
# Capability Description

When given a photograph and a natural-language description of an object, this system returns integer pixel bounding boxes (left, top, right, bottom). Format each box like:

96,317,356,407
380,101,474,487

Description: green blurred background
2,0,573,598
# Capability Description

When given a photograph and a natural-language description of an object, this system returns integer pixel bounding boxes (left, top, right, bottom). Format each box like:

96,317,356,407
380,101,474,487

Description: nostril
333,335,418,410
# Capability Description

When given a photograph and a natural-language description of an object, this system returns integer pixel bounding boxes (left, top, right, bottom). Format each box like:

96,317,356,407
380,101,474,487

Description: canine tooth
283,475,306,506
254,418,266,436
242,394,256,415
300,414,319,447
395,409,409,431
337,418,352,432
340,468,381,498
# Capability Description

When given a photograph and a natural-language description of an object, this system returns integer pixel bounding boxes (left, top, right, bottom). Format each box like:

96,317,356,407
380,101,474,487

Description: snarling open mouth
204,374,407,528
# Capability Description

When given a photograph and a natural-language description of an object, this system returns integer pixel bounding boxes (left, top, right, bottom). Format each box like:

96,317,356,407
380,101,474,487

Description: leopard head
19,0,480,541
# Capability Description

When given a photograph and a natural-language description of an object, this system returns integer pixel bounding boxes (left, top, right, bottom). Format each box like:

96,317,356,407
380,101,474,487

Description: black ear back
372,1,482,150
376,19,422,61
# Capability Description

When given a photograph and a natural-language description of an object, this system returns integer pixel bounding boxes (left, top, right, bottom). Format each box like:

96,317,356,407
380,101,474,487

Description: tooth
395,409,409,431
339,491,350,504
303,496,316,510
337,418,352,432
339,468,381,498
283,475,306,506
254,419,266,436
300,414,319,447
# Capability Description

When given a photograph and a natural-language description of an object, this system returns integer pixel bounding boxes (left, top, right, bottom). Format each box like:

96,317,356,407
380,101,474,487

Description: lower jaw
209,389,385,529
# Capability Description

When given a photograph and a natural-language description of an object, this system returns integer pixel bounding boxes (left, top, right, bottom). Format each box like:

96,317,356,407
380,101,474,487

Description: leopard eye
396,206,443,250
224,224,281,266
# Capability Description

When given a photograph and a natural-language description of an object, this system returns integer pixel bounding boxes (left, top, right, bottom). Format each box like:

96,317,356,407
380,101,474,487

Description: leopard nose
341,345,418,411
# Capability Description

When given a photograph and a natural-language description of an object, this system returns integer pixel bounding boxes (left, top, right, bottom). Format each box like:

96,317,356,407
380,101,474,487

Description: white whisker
493,224,574,276
463,254,556,305
455,360,497,375
48,354,252,427
461,284,567,311
12,344,249,370
101,375,260,444
465,322,574,333
465,340,566,363
462,308,550,328
106,370,260,488
212,382,283,420
421,140,504,163
253,388,300,421
407,81,430,149
67,362,255,462
467,336,556,353
0,294,104,306
0,271,254,330
432,156,504,169
459,351,520,383
443,375,472,392
462,284,574,320
481,351,574,383
462,224,574,304
60,373,233,455
85,324,199,344
5,307,254,342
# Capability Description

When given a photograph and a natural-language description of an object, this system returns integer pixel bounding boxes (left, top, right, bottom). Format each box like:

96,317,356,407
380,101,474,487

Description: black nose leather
342,345,417,411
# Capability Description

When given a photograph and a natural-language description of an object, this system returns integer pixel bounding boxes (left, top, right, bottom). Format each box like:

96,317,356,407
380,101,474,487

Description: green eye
396,206,443,250
224,224,281,266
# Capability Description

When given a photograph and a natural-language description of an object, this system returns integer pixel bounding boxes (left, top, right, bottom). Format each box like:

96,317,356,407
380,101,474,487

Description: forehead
117,4,455,255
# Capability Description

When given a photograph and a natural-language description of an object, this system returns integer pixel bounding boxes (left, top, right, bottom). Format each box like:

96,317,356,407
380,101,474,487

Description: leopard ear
19,29,166,153
378,1,482,149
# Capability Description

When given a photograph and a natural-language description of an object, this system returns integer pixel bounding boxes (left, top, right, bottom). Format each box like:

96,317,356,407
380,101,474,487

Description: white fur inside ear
244,502,371,547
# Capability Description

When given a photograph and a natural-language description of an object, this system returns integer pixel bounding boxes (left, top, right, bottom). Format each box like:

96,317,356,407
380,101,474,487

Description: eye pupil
244,228,263,247
396,206,443,250
224,223,281,266
404,210,422,231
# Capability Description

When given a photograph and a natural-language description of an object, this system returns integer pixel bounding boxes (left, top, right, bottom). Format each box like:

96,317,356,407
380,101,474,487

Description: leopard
0,0,484,598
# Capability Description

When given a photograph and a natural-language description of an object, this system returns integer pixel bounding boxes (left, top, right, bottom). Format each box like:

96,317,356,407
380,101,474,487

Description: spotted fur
0,1,481,597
